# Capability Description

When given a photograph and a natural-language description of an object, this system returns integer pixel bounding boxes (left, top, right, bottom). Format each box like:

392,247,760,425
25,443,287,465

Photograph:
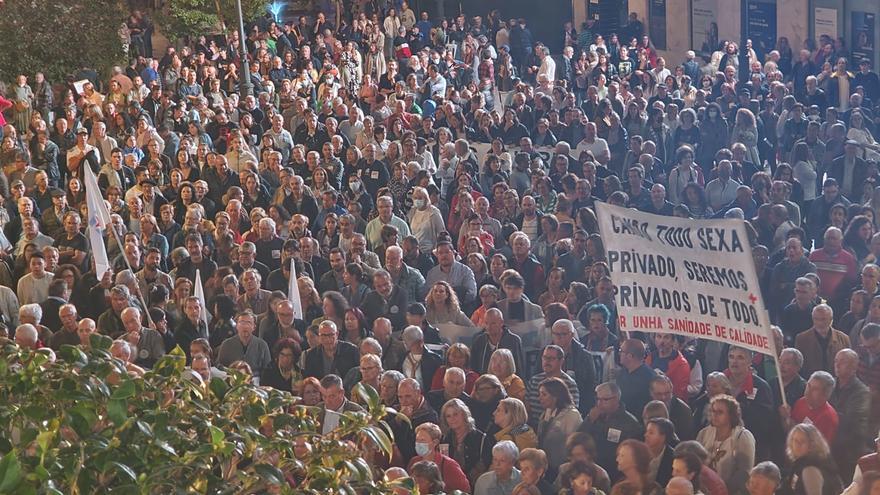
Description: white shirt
538,56,556,83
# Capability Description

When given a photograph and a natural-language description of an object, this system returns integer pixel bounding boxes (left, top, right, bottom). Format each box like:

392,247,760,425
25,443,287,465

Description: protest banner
595,202,777,357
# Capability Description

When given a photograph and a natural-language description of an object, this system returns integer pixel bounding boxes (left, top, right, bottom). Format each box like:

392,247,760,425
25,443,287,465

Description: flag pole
105,217,155,328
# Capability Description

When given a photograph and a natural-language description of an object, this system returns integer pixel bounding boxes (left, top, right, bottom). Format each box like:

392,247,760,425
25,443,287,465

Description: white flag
83,164,112,279
194,268,209,327
288,258,304,320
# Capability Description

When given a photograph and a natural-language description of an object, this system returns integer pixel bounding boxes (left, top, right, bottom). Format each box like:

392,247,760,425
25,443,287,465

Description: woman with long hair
425,281,474,328
696,394,756,493
537,377,583,477
731,108,762,169
441,398,490,486
844,215,874,263
780,423,843,495
613,440,664,495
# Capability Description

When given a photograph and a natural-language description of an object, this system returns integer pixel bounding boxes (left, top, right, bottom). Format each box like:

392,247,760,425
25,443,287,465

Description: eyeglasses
596,396,615,402
318,333,336,338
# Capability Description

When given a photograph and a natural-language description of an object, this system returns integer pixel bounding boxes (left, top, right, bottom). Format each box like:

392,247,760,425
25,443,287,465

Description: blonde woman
492,397,538,451
489,348,526,401
441,398,489,486
781,423,843,495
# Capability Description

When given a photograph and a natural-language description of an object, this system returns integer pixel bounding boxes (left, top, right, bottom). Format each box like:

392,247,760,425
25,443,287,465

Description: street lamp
236,0,253,98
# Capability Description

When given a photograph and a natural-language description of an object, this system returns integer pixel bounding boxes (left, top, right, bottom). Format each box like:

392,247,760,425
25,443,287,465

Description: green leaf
90,333,113,351
0,450,22,493
107,462,136,483
107,398,127,426
252,464,284,485
208,377,229,400
361,425,392,456
57,345,88,367
208,425,224,448
111,379,136,400
135,420,154,438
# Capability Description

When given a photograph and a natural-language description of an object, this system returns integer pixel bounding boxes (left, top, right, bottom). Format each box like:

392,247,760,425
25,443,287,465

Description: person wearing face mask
408,185,445,254
408,422,471,493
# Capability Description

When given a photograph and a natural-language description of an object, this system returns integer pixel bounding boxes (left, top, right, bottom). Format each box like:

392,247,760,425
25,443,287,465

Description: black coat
302,341,360,379
470,328,524,376
362,287,409,332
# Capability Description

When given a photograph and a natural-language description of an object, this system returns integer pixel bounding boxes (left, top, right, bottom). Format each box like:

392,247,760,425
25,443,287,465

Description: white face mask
350,182,361,192
415,442,431,456
413,199,426,209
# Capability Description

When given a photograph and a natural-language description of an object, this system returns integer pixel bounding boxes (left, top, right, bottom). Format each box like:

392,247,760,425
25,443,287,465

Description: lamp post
236,0,253,98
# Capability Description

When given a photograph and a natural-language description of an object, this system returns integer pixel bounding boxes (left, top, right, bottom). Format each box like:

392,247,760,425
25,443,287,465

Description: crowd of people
1,2,880,494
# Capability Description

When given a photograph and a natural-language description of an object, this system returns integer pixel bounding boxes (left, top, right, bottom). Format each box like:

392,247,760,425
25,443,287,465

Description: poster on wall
691,0,718,58
814,7,838,41
745,0,777,60
650,0,667,50
852,12,875,66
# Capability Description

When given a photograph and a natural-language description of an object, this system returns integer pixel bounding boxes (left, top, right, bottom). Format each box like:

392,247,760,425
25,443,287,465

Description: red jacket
407,453,470,493
647,350,691,400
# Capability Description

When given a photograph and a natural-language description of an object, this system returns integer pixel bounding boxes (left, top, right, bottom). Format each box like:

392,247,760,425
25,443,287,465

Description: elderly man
616,338,657,417
120,306,165,369
76,318,97,348
771,348,807,407
49,304,81,350
578,382,642,481
255,217,284,270
770,238,816,318
232,241,271,282
809,226,858,307
470,308,524,375
362,269,409,331
14,324,39,350
18,304,53,348
258,299,301,351
384,245,425,303
365,196,411,250
666,477,695,495
236,268,272,315
473,440,522,495
650,374,695,441
110,339,146,377
373,317,406,371
550,318,597,413
397,377,438,428
303,320,359,379
400,325,443,390
96,285,135,339
780,277,819,345
781,370,839,443
526,344,580,425
319,374,364,435
216,310,272,381
427,367,471,411
831,348,872,482
796,304,851,377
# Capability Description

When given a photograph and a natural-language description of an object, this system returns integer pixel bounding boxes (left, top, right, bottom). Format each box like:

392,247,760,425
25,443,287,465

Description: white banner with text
596,202,775,355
